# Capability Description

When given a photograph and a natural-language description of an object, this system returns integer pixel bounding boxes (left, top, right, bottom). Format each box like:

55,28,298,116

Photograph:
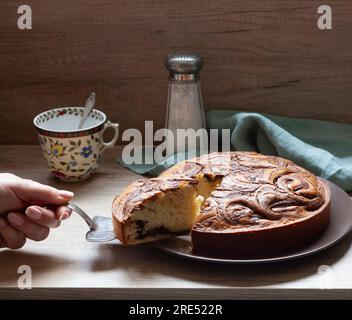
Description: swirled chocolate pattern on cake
158,152,326,232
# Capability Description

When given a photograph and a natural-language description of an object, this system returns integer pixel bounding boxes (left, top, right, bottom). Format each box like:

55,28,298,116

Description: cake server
66,202,116,242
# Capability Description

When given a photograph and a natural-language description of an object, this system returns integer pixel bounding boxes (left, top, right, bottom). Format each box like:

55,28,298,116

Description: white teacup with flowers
34,107,119,182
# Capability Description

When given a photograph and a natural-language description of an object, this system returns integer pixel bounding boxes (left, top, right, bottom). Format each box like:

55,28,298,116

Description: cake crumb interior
124,175,222,244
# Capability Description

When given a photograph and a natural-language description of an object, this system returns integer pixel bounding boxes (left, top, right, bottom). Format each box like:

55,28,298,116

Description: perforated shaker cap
165,52,203,80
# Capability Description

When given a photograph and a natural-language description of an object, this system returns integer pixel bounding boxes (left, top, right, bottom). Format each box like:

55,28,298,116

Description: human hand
0,173,74,249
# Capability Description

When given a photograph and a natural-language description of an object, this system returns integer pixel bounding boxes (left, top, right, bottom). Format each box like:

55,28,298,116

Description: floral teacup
33,107,119,182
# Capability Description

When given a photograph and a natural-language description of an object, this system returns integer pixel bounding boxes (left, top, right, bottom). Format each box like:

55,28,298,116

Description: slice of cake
112,171,221,245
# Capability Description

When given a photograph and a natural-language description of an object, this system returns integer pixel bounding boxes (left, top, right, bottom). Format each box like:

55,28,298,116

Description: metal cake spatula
66,202,116,242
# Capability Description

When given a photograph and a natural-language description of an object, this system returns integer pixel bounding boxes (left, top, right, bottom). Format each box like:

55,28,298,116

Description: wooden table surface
0,145,352,299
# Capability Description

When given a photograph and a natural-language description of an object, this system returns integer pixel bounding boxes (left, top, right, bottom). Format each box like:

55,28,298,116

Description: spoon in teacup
78,92,96,129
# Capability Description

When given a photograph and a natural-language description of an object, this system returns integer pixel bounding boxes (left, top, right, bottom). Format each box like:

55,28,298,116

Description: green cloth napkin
117,110,352,191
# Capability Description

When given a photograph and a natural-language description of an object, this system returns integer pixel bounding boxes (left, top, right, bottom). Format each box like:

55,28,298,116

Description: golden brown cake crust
112,178,197,222
112,152,330,256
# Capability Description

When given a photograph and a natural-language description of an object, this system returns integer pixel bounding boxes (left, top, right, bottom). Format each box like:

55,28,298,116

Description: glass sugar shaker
164,52,207,155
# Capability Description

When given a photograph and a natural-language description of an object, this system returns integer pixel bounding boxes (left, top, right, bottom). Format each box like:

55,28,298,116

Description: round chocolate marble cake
112,152,330,258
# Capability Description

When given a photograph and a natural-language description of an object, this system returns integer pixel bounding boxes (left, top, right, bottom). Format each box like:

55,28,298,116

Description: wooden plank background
0,0,351,144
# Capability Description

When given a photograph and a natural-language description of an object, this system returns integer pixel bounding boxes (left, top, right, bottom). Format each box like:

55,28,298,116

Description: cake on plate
112,152,330,258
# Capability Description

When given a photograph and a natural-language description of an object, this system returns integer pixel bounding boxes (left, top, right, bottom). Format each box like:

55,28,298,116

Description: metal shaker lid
165,53,203,80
